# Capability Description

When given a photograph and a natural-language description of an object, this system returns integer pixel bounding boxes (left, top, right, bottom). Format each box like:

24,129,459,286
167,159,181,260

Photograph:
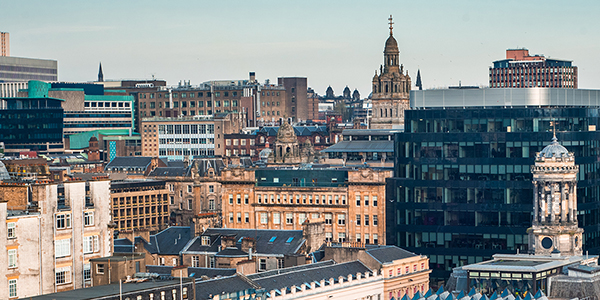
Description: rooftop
410,88,600,109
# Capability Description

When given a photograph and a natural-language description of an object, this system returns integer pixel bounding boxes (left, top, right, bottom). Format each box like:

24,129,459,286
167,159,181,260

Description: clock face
542,237,553,249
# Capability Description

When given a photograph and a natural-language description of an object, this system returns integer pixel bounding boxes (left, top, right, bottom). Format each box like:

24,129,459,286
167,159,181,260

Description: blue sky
2,0,599,95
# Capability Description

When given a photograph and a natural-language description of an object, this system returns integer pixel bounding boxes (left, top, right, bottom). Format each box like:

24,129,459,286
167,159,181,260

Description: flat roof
462,254,593,273
410,88,600,109
320,140,393,153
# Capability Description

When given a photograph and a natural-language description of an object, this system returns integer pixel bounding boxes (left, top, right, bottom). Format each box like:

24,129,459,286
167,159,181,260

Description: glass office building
386,88,600,280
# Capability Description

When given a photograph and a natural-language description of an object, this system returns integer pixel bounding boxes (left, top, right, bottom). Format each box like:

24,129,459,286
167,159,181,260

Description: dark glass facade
386,107,600,280
0,98,64,151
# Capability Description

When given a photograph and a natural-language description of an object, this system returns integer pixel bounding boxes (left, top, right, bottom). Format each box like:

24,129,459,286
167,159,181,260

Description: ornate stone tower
370,15,411,129
268,121,301,165
528,136,583,256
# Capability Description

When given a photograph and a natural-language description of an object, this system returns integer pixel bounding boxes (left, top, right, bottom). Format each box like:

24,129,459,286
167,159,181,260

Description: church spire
98,62,104,82
416,69,422,90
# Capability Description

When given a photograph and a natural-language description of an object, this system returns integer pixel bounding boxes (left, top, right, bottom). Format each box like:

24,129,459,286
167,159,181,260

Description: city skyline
2,0,599,95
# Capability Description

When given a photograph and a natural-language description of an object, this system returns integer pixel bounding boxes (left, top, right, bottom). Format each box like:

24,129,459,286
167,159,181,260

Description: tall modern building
0,56,57,82
370,16,411,130
489,49,577,89
0,32,8,56
386,87,600,280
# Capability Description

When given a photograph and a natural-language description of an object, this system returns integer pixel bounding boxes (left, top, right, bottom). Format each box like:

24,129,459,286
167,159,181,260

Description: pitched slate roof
250,260,371,292
320,140,393,153
105,156,153,171
216,247,248,257
182,229,305,256
192,158,226,177
246,260,336,280
365,245,418,264
257,125,328,137
139,226,192,255
195,275,259,300
144,266,237,279
148,166,191,177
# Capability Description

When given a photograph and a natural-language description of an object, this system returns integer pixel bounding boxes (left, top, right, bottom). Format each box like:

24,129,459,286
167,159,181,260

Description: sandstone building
370,16,411,129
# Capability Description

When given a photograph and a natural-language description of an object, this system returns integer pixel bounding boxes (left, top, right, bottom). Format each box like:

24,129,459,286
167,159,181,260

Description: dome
385,35,398,51
538,136,570,158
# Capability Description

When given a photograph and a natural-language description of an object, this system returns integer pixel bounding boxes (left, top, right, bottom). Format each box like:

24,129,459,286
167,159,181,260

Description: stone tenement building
0,176,112,298
220,166,391,245
370,15,411,129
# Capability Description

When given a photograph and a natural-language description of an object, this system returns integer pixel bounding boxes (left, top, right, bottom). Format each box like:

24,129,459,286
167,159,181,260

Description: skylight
269,236,277,243
286,237,294,243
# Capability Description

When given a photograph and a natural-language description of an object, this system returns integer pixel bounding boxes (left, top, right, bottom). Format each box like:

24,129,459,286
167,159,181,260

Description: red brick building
489,48,577,88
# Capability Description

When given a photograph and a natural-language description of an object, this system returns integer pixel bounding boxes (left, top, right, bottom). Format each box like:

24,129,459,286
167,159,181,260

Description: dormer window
201,236,210,246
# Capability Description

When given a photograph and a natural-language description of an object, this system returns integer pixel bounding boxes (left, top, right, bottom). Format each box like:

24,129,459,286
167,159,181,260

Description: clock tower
529,135,583,256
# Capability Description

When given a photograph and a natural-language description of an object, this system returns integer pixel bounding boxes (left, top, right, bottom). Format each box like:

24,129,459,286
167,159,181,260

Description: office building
0,56,57,82
370,16,411,129
220,165,390,246
0,32,8,56
0,96,65,153
140,113,242,160
386,87,600,280
489,48,577,88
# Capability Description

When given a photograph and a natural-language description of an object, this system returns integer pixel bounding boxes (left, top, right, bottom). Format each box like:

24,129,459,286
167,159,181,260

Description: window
55,266,71,284
202,236,210,246
55,238,71,258
83,236,99,254
209,256,215,268
356,214,361,226
56,214,71,229
356,233,361,242
96,264,105,274
237,213,242,223
188,199,193,210
192,256,200,267
338,232,346,242
299,213,306,225
229,194,233,205
7,222,16,239
259,259,267,271
338,214,346,225
236,194,241,204
325,213,332,225
84,264,91,281
244,194,249,204
364,215,370,226
260,212,268,224
365,234,370,244
245,212,249,223
373,196,378,207
373,215,378,226
8,249,17,268
374,234,379,244
356,195,361,206
273,212,281,224
325,232,332,242
229,213,234,223
209,185,214,193
364,196,369,206
209,199,215,210
84,211,94,226
286,213,293,224
341,196,346,205
9,279,17,298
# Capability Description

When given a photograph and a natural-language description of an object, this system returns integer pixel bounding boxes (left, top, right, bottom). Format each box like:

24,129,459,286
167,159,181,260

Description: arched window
315,136,320,144
259,136,265,143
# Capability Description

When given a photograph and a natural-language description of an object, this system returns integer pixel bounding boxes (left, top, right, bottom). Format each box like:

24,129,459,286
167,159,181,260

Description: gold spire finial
388,15,394,35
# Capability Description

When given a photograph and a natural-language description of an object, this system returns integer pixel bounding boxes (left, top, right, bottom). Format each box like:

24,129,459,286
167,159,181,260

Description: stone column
540,191,546,223
550,183,556,223
572,181,577,223
561,181,567,223
533,182,539,224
